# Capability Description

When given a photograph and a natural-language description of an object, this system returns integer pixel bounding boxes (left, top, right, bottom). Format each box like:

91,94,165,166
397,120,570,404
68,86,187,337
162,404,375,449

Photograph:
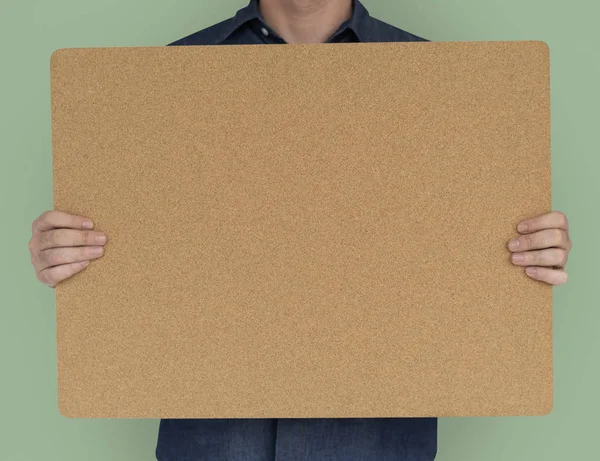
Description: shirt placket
274,418,307,461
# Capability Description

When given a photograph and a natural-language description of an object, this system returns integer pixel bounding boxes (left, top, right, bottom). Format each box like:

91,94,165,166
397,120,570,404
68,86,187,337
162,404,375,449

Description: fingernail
82,220,94,229
96,234,107,244
81,260,90,267
526,267,537,276
508,239,520,251
512,253,524,263
91,247,104,256
518,222,528,232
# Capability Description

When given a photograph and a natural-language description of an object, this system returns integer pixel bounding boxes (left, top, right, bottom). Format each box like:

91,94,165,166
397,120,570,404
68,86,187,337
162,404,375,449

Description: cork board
51,41,552,418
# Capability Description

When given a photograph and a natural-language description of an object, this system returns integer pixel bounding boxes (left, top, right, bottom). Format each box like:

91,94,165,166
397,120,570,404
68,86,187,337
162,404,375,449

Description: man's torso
157,2,436,460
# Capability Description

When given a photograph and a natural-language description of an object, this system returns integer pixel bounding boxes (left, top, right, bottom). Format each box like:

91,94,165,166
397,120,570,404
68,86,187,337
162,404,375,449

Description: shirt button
261,27,269,37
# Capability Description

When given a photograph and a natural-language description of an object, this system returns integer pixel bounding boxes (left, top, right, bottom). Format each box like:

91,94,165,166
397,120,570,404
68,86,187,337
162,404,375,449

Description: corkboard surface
51,41,552,419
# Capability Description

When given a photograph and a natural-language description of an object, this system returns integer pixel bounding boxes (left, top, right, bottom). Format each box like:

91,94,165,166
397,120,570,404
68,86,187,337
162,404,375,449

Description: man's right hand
28,210,108,288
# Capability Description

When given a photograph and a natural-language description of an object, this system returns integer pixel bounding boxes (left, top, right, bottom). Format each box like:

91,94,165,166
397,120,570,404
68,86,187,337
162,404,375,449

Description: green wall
1,0,597,459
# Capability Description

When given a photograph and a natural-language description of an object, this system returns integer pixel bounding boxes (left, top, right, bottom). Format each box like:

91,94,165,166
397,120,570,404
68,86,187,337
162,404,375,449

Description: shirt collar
343,0,371,42
217,0,372,43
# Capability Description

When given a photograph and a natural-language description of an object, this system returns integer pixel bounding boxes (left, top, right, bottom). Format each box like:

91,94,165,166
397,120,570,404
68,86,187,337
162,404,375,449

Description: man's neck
259,0,353,44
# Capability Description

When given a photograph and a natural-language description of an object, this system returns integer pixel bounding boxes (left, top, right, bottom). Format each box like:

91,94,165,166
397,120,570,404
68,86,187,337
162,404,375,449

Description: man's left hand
508,211,572,286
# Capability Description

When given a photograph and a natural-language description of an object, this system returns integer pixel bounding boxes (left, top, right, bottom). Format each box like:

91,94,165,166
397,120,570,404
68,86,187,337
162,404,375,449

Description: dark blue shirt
157,1,436,460
169,0,427,46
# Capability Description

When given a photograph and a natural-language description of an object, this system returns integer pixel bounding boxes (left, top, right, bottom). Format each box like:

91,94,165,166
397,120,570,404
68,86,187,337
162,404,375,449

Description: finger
38,246,105,269
38,261,90,287
525,266,568,286
517,211,568,234
508,229,569,252
38,229,107,251
511,248,568,268
33,210,93,233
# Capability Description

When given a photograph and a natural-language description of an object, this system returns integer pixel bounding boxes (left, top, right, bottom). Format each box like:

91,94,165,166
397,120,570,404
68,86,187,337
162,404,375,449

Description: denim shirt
157,1,436,460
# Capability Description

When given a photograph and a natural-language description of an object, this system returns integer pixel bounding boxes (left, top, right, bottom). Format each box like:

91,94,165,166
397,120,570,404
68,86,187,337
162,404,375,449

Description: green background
1,0,597,459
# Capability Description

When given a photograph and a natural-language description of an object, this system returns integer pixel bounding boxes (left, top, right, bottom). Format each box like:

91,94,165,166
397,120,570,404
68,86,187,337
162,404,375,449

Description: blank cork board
51,41,552,418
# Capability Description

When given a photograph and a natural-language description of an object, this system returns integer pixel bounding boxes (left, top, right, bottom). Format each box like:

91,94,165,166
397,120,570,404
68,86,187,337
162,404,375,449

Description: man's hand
508,211,572,286
28,210,108,288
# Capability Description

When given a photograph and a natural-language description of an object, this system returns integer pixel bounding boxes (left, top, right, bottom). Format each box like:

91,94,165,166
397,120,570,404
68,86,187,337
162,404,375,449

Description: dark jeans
156,417,437,461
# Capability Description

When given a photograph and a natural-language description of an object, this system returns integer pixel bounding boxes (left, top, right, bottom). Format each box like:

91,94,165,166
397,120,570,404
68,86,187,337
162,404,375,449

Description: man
28,0,572,460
